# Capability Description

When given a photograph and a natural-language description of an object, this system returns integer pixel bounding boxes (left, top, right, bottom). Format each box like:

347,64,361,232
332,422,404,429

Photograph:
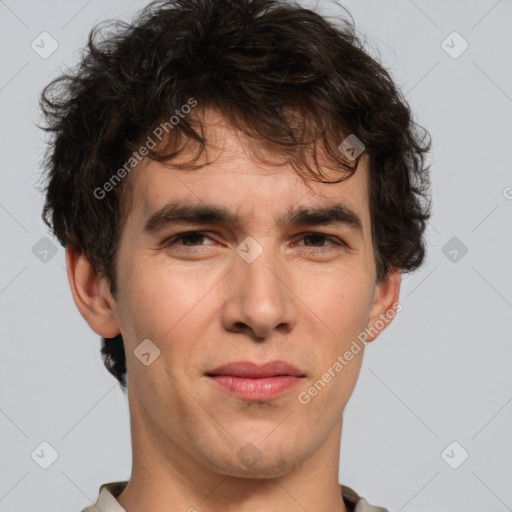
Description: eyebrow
142,201,363,235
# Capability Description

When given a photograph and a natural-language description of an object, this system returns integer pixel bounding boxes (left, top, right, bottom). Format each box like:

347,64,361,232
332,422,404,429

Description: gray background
1,0,511,511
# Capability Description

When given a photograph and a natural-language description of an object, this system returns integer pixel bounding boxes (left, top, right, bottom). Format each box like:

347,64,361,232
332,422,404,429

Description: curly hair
38,0,432,391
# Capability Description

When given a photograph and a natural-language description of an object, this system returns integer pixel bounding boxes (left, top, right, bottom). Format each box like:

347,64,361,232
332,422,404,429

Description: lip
206,361,305,401
207,360,305,378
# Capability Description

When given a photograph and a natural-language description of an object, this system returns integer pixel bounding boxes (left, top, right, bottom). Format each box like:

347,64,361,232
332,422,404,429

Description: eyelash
162,231,347,254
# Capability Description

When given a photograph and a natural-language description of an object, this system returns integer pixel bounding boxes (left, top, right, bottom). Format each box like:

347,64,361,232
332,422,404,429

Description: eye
293,233,347,252
162,231,216,251
162,230,348,254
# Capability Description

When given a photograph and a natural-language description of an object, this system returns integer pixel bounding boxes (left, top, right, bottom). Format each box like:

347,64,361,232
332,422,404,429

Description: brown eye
163,231,215,249
294,233,347,252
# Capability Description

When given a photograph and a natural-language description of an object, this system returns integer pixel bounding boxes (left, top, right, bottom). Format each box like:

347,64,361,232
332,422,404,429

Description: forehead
127,114,371,233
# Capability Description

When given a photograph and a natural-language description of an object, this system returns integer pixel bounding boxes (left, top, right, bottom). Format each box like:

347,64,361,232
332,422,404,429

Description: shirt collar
88,480,388,512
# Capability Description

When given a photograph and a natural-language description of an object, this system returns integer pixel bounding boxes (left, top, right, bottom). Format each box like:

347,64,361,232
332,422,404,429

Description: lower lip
207,375,302,400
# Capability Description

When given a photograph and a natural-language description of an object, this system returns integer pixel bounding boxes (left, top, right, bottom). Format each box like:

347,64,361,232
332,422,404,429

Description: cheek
300,269,373,340
118,256,221,344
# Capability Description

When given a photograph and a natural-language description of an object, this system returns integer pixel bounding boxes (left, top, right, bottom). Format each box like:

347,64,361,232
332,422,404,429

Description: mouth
205,360,306,401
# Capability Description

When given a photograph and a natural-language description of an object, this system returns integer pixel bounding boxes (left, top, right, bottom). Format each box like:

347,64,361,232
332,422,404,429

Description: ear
65,244,121,338
365,267,402,343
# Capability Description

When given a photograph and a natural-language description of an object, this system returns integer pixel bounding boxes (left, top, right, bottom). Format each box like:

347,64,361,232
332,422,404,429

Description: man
39,0,432,510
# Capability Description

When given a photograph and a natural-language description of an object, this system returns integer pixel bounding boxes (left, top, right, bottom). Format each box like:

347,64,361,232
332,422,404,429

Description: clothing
80,481,389,511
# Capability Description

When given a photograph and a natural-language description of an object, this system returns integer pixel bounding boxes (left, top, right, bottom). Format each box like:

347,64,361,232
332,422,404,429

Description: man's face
108,113,397,479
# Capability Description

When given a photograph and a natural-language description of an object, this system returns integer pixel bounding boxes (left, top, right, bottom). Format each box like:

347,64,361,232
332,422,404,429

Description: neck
117,387,348,512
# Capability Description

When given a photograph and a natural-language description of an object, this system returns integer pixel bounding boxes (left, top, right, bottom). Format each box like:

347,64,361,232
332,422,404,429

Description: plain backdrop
1,1,511,511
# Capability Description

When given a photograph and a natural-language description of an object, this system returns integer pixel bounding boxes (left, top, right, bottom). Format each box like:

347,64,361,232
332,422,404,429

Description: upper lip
206,360,305,378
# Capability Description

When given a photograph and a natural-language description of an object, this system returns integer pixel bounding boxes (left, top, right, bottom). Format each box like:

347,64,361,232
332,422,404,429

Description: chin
232,463,297,479
200,439,304,480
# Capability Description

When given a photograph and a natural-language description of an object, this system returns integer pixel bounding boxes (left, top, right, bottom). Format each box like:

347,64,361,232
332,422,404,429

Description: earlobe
366,267,402,343
65,244,121,338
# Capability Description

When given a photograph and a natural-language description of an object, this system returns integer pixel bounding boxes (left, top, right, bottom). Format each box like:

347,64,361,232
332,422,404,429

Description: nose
221,242,297,341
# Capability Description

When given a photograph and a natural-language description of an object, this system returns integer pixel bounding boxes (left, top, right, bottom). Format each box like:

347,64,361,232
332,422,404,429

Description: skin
66,110,401,512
